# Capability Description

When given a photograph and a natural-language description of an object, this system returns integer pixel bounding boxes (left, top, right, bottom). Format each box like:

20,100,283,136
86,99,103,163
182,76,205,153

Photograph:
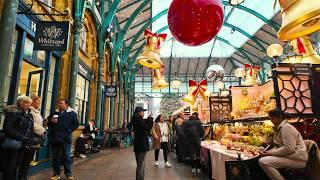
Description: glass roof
152,0,280,58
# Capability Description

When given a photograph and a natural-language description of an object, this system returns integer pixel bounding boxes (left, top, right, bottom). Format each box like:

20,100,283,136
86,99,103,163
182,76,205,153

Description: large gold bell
288,36,320,64
278,0,320,41
136,50,164,69
151,69,169,90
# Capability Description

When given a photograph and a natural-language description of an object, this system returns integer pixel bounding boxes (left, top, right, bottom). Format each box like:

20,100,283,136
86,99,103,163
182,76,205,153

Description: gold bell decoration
285,36,320,64
182,80,209,105
243,64,260,86
137,29,167,69
151,68,169,90
277,0,320,41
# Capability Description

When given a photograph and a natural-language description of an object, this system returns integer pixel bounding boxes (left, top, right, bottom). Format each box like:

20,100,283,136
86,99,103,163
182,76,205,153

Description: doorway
18,60,44,98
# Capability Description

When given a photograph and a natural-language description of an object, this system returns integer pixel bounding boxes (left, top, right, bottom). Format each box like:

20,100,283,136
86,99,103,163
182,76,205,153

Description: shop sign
34,21,70,51
105,85,117,97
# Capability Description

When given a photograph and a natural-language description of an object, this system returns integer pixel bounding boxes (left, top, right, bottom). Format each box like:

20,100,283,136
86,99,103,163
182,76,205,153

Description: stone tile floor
29,147,210,180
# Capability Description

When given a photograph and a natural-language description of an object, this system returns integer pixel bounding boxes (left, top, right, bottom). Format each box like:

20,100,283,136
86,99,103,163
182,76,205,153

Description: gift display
230,81,276,120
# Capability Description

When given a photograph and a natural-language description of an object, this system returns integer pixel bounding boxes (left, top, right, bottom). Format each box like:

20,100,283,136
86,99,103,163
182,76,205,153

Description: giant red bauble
168,0,224,46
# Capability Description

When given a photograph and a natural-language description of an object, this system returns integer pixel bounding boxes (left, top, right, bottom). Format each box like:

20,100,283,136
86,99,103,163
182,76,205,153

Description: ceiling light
229,0,244,6
267,44,283,58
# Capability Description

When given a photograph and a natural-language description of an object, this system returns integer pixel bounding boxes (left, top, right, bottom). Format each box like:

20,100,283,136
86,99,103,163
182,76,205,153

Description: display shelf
205,116,270,124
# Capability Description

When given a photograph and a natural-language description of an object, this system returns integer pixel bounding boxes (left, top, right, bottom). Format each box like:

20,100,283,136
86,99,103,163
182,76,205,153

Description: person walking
166,115,174,152
0,96,34,180
131,107,153,180
175,113,186,162
17,95,46,179
47,99,79,180
153,115,172,167
183,112,204,173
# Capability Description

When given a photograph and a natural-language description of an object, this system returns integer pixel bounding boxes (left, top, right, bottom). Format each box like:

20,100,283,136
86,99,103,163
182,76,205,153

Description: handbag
1,137,22,150
1,116,32,150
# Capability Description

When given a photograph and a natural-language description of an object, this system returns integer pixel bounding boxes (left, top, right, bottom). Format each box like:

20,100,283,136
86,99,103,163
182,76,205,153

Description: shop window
36,51,46,66
80,27,87,52
40,0,52,11
24,37,34,60
75,74,89,124
18,61,43,98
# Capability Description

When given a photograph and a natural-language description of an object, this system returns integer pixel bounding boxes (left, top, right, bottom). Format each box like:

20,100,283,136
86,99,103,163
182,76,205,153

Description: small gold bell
151,69,169,90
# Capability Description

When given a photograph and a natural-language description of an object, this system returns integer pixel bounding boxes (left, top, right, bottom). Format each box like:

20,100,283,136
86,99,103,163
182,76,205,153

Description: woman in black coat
183,112,205,173
131,107,153,180
0,96,34,180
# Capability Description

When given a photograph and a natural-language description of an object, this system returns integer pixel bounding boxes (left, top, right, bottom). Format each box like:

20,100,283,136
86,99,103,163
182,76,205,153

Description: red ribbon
189,79,208,96
297,38,306,54
144,29,167,49
244,64,260,76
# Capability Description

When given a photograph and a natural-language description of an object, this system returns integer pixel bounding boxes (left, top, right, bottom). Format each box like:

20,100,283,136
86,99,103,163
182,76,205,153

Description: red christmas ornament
168,0,224,46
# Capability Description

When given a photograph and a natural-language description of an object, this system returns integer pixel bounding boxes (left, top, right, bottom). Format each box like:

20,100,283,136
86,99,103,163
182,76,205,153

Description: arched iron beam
102,0,121,36
224,22,266,51
122,9,168,64
222,1,280,32
111,0,151,71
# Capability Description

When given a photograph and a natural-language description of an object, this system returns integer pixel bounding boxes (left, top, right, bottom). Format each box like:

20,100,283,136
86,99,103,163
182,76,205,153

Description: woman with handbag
0,96,34,180
17,95,46,179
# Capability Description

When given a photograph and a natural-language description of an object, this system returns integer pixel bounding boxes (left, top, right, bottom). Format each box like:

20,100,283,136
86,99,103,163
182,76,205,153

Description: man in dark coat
131,107,153,180
47,99,79,180
183,112,204,173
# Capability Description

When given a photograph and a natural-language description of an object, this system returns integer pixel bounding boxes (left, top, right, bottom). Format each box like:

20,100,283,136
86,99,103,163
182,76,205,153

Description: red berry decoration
168,0,224,46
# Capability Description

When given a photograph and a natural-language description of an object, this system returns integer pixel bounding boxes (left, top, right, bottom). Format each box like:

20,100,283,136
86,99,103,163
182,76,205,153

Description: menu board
230,81,275,120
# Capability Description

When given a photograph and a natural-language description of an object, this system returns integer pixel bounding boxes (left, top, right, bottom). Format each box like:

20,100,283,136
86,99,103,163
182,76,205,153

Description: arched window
80,27,87,52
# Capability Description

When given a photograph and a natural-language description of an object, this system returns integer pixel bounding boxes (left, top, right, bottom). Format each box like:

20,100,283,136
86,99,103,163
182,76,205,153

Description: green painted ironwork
122,9,168,65
222,1,280,32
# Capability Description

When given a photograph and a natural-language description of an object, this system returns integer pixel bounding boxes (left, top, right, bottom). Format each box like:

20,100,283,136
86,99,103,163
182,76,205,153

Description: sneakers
165,162,172,167
50,175,61,180
66,176,75,180
79,154,87,158
192,168,196,173
196,168,201,173
155,161,159,166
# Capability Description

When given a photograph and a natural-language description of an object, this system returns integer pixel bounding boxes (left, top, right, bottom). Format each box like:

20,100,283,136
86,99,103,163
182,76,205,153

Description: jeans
51,142,72,176
135,152,147,180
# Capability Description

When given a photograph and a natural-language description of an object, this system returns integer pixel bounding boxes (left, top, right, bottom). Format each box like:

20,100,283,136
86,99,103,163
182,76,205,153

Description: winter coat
30,107,45,136
183,116,205,145
132,114,153,152
269,120,308,162
47,107,79,144
152,123,161,150
3,105,34,147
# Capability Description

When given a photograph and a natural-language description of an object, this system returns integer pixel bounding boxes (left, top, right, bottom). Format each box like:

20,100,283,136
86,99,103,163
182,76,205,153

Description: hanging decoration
182,79,210,105
167,0,224,46
276,0,320,41
288,36,320,64
206,64,225,82
151,67,169,90
136,29,167,69
243,64,260,86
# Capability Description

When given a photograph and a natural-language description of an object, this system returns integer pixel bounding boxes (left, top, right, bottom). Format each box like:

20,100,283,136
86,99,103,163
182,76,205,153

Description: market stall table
201,141,256,180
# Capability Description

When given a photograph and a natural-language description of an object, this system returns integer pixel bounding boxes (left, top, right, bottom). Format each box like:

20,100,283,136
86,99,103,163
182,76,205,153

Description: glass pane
45,92,52,112
50,56,56,73
18,61,42,96
29,73,41,96
24,37,34,59
37,51,46,65
85,81,89,101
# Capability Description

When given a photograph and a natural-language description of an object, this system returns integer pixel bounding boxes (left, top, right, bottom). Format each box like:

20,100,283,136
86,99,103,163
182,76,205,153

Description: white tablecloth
201,142,252,180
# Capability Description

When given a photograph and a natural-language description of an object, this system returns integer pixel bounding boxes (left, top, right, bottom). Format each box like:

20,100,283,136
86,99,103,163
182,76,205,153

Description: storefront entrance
18,61,44,98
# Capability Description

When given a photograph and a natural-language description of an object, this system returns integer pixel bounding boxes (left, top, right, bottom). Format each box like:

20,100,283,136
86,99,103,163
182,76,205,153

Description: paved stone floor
29,147,210,180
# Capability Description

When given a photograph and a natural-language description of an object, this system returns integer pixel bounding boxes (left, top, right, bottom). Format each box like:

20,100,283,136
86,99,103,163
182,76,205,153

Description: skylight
152,0,280,58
